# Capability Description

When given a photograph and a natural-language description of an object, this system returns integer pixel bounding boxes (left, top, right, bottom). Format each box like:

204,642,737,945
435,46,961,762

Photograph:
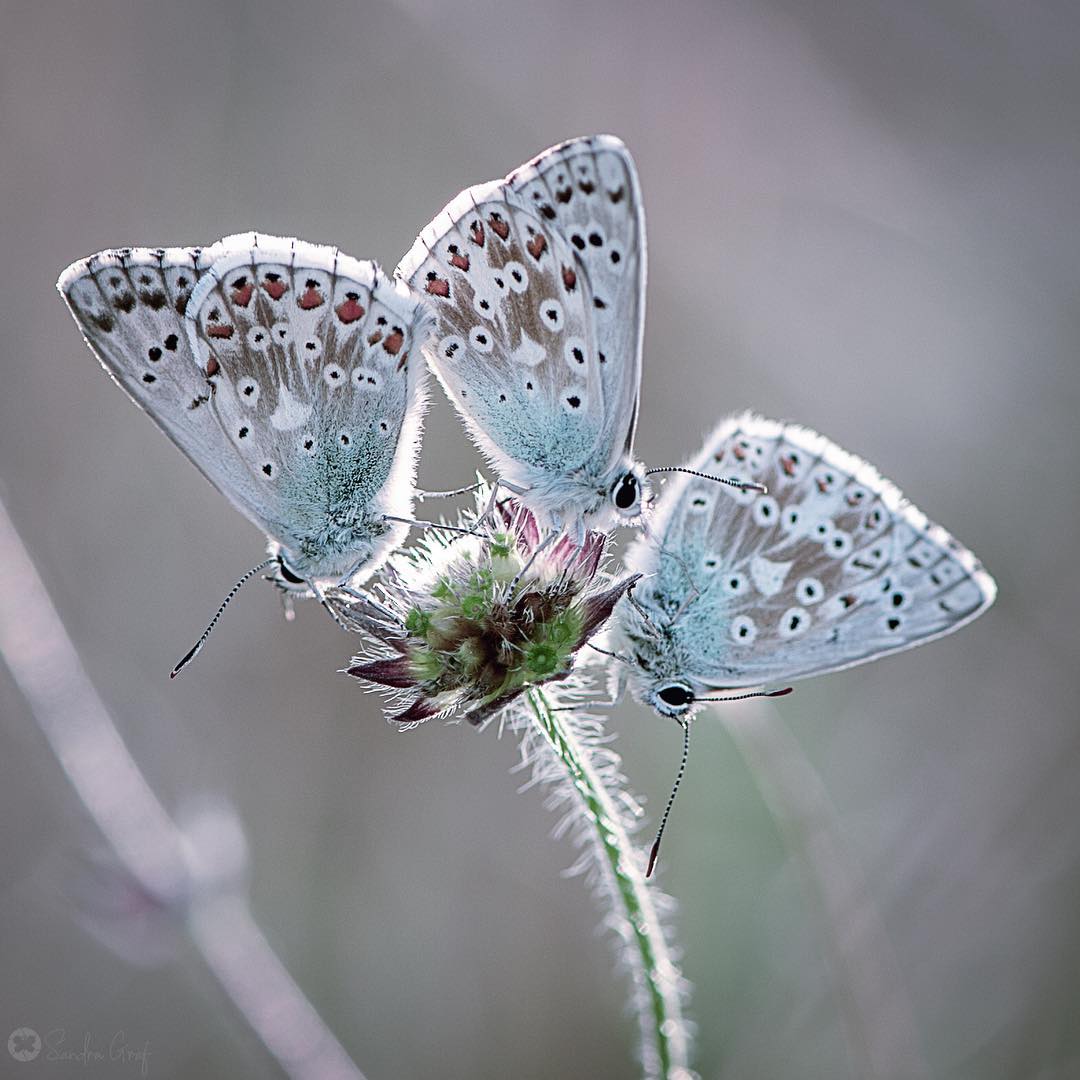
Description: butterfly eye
277,560,305,585
657,684,695,710
611,473,640,514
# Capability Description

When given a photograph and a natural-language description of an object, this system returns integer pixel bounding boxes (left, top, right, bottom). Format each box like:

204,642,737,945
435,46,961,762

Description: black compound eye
658,685,694,708
278,561,305,585
613,473,639,510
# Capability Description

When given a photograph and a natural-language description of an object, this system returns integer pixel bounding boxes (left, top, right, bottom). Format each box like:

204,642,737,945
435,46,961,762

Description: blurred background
1,1,1077,1077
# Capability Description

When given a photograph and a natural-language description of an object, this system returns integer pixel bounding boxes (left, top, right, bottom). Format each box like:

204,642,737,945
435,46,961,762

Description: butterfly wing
59,234,430,581
623,413,996,688
396,135,645,522
59,239,255,513
505,136,645,471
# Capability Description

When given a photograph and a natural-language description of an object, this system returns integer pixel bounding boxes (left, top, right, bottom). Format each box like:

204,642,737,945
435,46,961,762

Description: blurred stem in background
721,706,930,1080
521,688,692,1080
0,495,365,1080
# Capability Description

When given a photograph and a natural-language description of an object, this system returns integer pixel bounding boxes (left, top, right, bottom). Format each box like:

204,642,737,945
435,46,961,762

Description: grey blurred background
1,1,1077,1077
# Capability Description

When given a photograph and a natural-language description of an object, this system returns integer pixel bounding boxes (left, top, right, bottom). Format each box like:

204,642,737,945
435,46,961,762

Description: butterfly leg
409,479,531,543
457,478,529,539
382,514,485,538
382,482,523,548
507,525,561,594
303,569,403,636
311,580,371,634
624,581,664,639
331,582,403,629
550,698,622,712
445,481,504,540
416,479,489,502
653,542,702,622
586,642,635,666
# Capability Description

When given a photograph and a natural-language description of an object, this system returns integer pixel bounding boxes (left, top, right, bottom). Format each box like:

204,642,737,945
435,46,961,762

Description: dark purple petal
347,656,416,688
573,573,641,650
550,535,577,569
390,698,441,724
573,531,605,581
547,530,605,581
499,499,540,554
495,499,514,529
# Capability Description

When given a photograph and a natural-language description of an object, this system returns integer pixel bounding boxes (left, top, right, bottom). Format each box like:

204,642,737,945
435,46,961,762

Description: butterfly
59,232,433,673
607,413,997,872
396,135,658,544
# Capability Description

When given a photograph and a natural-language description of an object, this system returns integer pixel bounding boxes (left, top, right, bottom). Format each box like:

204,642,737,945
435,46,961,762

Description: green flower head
344,500,638,726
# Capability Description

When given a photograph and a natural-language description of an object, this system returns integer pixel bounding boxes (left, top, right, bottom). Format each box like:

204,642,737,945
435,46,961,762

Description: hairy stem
525,688,692,1079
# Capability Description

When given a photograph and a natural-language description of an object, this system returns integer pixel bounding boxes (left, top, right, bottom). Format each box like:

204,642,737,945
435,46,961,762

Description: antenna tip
646,841,661,878
767,686,794,697
170,643,200,680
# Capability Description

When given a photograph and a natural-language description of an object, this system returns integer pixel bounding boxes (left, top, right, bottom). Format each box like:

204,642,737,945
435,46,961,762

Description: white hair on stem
504,677,695,1079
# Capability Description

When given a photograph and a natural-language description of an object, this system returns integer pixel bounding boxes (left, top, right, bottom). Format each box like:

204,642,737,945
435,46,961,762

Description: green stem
526,689,691,1079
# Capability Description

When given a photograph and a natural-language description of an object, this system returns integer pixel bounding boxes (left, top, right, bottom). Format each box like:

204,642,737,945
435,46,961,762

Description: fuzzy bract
341,501,638,727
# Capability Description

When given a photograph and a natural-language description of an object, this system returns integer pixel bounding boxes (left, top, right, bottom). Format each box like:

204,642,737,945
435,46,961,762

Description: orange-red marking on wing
335,295,365,324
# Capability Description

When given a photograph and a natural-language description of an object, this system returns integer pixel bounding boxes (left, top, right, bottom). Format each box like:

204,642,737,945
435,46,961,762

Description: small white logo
7,1027,41,1062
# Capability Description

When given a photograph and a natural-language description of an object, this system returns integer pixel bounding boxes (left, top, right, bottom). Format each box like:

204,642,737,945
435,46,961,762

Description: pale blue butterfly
607,413,997,872
59,233,433,673
396,135,734,547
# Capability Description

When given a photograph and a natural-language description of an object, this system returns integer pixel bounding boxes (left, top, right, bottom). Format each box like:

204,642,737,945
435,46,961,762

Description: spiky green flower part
344,507,637,726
